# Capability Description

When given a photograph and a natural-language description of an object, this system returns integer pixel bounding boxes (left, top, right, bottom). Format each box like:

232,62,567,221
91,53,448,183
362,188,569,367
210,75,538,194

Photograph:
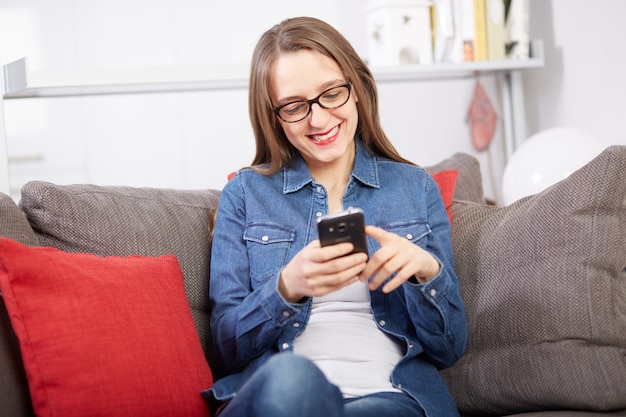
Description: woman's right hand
278,240,368,303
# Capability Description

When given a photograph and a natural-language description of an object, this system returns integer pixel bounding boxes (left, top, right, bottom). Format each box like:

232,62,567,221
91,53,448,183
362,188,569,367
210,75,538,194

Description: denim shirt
204,139,468,416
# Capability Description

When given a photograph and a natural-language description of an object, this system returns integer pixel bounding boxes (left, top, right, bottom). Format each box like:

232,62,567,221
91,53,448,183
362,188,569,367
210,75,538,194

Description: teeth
312,125,339,142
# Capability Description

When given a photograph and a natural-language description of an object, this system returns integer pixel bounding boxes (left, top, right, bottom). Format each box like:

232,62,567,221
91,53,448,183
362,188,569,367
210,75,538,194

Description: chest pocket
382,221,431,249
244,223,296,285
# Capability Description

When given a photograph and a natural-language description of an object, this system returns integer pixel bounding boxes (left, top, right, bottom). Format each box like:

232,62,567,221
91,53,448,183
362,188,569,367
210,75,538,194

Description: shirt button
316,212,322,217
293,322,300,328
282,342,289,350
378,320,386,326
261,235,269,242
408,344,414,349
430,289,437,297
397,383,403,389
282,311,290,317
406,234,413,240
316,186,322,193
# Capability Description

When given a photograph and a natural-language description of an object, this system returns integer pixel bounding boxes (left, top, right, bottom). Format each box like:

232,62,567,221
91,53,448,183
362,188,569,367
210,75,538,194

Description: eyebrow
276,79,346,105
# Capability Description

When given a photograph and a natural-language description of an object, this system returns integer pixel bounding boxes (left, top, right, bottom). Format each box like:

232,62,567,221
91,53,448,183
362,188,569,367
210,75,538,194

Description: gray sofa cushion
442,145,626,416
18,183,221,368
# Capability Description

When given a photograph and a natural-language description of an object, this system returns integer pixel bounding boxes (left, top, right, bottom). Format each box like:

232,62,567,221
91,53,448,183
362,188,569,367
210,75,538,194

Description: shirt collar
282,138,380,194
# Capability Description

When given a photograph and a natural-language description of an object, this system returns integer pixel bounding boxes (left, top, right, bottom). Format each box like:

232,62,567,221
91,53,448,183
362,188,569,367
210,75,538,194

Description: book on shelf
485,0,506,60
472,0,489,61
504,0,530,59
432,0,464,63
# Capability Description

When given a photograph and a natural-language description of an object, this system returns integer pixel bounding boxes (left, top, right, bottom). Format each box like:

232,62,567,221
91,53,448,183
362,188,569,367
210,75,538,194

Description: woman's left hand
359,225,441,293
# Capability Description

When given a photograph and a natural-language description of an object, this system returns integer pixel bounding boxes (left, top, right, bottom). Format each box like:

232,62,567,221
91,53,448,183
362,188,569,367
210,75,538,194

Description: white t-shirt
293,280,405,398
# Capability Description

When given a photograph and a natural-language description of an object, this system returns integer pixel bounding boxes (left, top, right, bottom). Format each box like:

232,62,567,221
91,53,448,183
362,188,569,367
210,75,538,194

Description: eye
321,89,343,102
282,101,307,115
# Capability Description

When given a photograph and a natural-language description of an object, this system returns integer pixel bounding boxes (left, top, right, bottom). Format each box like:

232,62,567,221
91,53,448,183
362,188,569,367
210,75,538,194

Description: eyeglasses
273,82,352,123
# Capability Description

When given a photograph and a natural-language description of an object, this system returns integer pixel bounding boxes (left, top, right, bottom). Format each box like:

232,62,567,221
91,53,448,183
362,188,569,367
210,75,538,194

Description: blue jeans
215,354,426,417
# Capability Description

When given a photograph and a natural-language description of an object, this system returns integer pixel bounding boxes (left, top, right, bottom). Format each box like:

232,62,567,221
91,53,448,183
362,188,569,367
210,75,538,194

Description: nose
308,102,330,126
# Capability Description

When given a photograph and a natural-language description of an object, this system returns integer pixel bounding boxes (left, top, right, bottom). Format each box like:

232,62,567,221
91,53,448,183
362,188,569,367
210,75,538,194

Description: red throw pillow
0,238,213,417
431,169,458,223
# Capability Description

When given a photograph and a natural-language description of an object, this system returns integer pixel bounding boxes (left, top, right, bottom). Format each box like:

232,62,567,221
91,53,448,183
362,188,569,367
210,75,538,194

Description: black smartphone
316,207,368,256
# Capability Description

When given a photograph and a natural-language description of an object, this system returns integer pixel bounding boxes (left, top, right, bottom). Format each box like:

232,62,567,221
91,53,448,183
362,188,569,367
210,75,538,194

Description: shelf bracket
500,70,527,160
0,87,10,195
499,40,544,160
3,58,27,96
0,56,13,194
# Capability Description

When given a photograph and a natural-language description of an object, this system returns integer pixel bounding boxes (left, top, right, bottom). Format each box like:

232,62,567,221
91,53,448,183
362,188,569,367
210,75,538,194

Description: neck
309,145,355,214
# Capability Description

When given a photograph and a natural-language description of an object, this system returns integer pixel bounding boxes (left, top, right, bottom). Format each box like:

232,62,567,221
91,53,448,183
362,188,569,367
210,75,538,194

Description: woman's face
270,49,359,173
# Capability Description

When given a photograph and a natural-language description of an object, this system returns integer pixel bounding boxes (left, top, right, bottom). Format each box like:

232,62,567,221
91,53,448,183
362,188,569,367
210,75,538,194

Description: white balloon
502,127,607,205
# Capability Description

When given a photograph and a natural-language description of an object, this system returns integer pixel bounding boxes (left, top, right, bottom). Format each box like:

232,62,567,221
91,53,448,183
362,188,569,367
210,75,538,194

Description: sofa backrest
17,182,222,361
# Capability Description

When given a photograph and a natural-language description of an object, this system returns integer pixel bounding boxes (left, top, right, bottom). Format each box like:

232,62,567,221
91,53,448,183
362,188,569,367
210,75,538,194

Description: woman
202,16,468,417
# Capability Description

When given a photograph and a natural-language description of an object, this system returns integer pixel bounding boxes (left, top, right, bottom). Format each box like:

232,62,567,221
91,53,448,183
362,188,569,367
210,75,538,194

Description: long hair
248,16,413,174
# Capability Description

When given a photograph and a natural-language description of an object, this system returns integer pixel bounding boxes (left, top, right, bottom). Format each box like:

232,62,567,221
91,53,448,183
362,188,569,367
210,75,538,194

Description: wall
0,0,508,201
0,1,339,199
524,0,626,146
4,0,622,204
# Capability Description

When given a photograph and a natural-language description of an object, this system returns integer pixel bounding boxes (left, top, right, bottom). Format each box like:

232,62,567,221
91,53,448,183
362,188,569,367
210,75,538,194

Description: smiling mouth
309,125,340,143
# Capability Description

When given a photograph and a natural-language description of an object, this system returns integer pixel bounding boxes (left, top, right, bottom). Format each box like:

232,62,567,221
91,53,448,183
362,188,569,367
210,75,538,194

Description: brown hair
248,16,413,174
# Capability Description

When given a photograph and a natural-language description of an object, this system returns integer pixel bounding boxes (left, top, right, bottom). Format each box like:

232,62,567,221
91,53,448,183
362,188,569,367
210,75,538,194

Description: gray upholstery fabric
442,146,626,416
424,152,485,203
0,193,38,246
19,182,221,369
0,193,37,417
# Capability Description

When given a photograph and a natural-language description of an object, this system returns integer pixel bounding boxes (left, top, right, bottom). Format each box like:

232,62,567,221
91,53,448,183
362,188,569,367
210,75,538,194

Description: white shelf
3,60,251,98
0,41,544,195
372,44,543,82
3,40,544,98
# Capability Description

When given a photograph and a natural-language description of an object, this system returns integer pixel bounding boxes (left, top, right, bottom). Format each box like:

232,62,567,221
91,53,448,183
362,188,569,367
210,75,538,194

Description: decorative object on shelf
365,0,433,66
468,80,497,151
459,0,477,61
501,126,607,205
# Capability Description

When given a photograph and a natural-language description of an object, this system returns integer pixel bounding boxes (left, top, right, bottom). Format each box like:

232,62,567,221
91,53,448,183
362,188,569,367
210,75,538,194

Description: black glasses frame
273,82,352,123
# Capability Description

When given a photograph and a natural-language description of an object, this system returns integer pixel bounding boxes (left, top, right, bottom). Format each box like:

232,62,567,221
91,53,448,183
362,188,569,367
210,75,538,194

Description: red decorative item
0,238,214,417
431,169,458,223
469,80,497,151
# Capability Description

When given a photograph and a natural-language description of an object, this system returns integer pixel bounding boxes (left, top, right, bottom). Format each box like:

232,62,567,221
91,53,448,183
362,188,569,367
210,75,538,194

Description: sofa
1,146,625,417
